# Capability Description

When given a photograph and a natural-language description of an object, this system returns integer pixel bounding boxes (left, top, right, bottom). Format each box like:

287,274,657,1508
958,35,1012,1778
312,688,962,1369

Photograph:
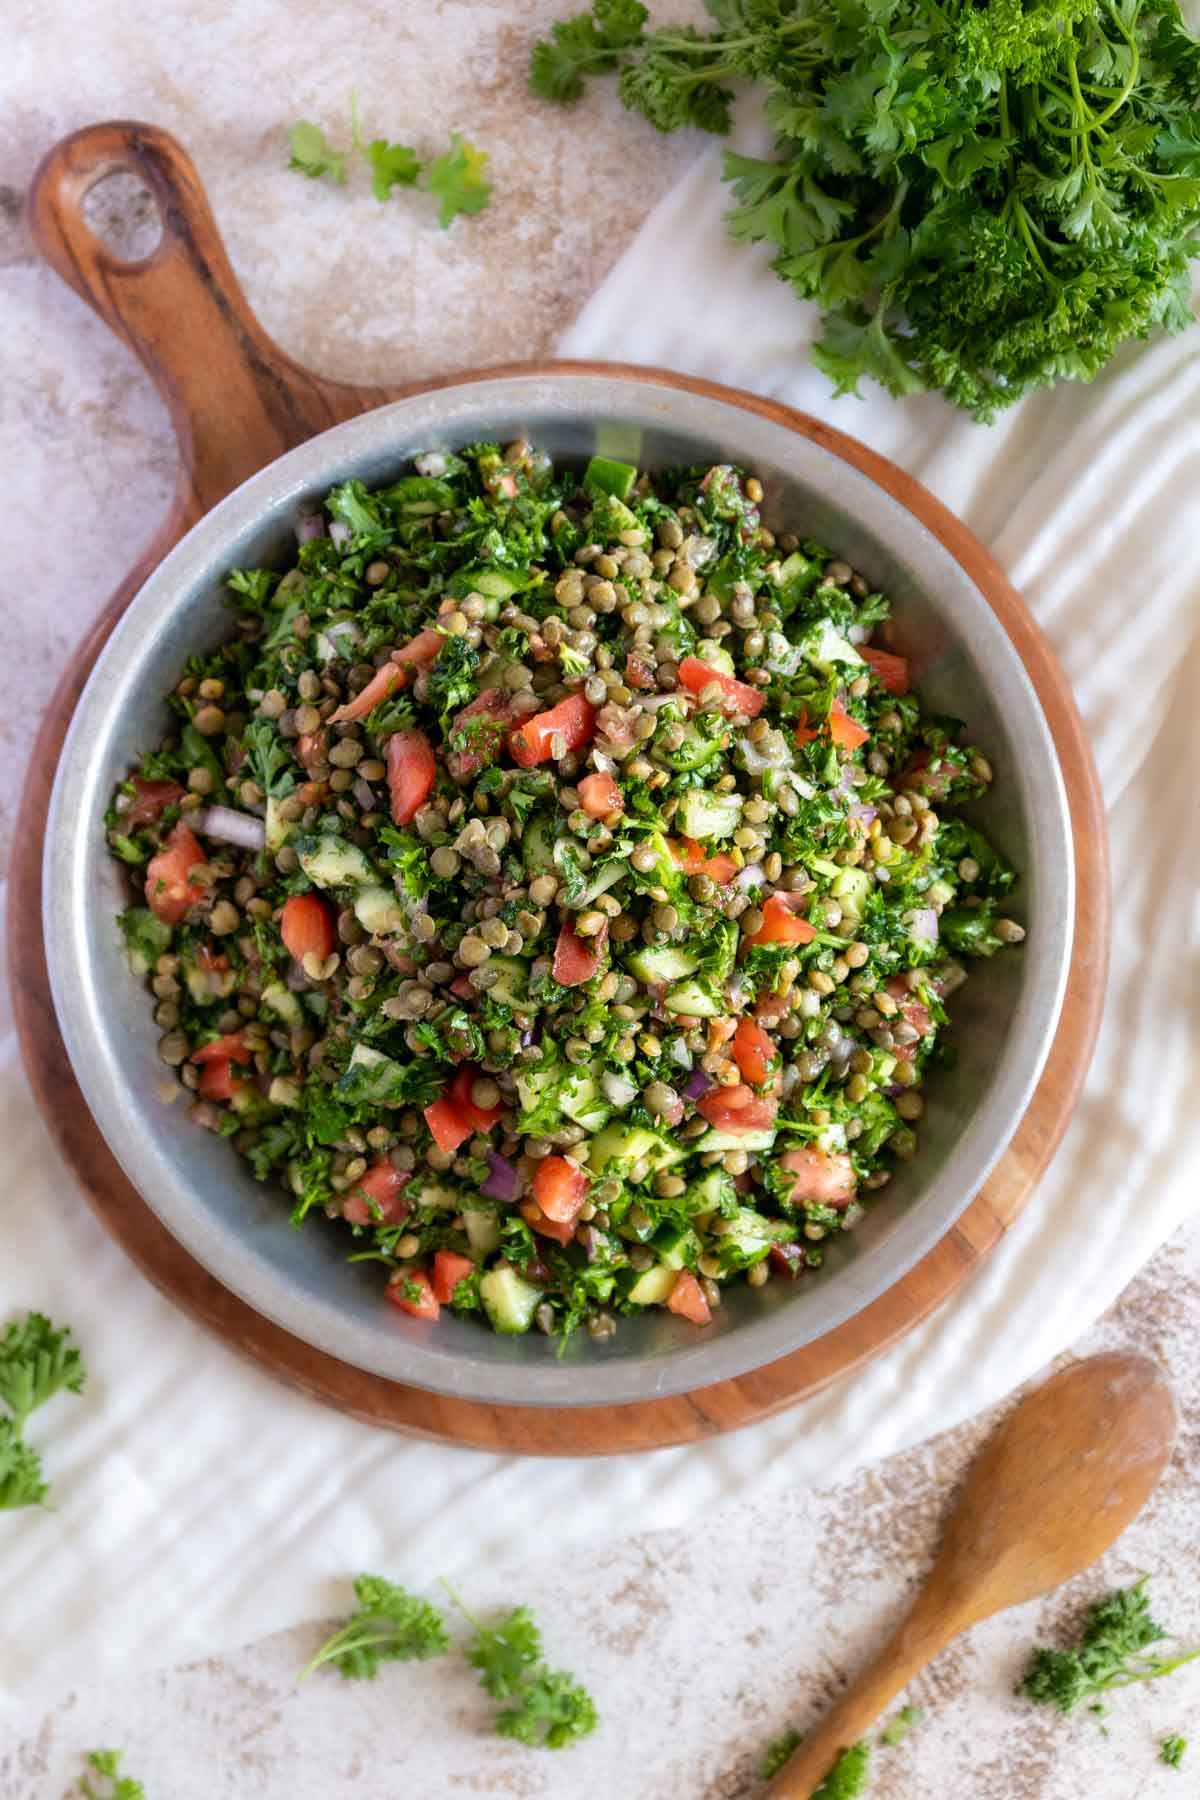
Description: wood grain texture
766,1354,1175,1796
9,121,1110,1455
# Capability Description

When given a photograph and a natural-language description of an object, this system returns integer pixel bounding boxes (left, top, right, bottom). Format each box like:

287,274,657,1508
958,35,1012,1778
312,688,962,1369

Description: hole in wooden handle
79,168,164,265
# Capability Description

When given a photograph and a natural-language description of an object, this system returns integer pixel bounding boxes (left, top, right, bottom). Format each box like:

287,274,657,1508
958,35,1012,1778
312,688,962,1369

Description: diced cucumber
521,812,557,875
380,474,457,516
298,836,374,890
587,1123,686,1175
873,1051,897,1084
337,1043,408,1106
652,1223,699,1270
693,639,735,675
268,1075,301,1108
663,978,722,1018
487,954,529,1007
558,1072,611,1132
479,1265,542,1335
462,566,531,600
659,718,727,773
583,455,637,502
353,884,406,936
261,983,303,1029
463,1210,502,1256
684,1167,736,1215
676,788,742,842
626,1263,677,1306
408,1180,460,1210
626,944,699,984
718,1205,797,1268
802,617,863,671
776,549,820,590
265,795,292,854
556,847,628,909
695,1127,778,1153
832,867,873,921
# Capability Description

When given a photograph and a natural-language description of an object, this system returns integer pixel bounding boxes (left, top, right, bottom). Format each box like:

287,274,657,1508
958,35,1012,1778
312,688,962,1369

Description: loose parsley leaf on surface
1162,1735,1188,1767
0,1312,86,1426
530,0,649,103
446,1587,599,1750
1020,1579,1200,1717
298,1573,449,1680
0,1418,47,1512
761,1727,804,1779
879,1704,924,1746
368,137,423,201
287,121,348,185
812,1742,872,1798
426,133,493,228
77,1748,146,1800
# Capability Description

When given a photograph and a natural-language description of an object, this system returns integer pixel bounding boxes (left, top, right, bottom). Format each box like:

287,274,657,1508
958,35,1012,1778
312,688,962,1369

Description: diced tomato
446,689,511,783
578,771,623,818
886,974,932,1052
780,1145,857,1206
448,1066,503,1134
387,728,437,826
731,1018,778,1087
423,1094,473,1153
328,661,405,725
386,1267,440,1320
743,893,818,948
191,1031,253,1065
431,1249,476,1305
520,1198,576,1246
343,1160,411,1226
508,693,597,768
553,916,608,986
280,892,335,962
532,1155,588,1224
769,1242,807,1280
624,653,655,691
668,837,739,885
859,646,909,695
697,1085,778,1131
898,749,956,801
197,1058,240,1103
449,974,476,1002
667,1269,711,1326
144,821,206,924
678,656,765,719
297,730,327,773
392,629,446,673
795,714,820,747
829,701,869,751
127,776,184,827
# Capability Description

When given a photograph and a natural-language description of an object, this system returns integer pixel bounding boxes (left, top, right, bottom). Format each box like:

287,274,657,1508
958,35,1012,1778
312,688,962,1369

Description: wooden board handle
27,120,388,517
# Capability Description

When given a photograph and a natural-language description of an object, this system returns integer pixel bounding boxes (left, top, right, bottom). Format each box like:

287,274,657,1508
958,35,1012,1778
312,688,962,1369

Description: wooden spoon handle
764,1581,964,1797
25,120,387,516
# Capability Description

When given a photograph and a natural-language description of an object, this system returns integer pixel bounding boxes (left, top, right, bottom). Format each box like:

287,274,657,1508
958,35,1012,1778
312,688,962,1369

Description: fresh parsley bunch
0,1312,86,1511
1020,1577,1200,1717
532,0,1200,419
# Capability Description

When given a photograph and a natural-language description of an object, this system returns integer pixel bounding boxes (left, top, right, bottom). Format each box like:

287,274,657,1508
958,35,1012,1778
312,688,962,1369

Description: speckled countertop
3,3,1199,1795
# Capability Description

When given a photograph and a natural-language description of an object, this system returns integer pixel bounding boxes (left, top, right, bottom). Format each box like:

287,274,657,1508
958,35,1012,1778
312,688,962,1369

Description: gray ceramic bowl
45,371,1073,1407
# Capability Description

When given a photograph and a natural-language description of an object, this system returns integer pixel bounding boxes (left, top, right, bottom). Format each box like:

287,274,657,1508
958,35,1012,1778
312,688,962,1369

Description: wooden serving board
9,121,1110,1456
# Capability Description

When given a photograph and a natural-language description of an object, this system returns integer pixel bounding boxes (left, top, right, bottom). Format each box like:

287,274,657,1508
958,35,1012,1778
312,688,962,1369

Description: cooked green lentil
108,444,1022,1342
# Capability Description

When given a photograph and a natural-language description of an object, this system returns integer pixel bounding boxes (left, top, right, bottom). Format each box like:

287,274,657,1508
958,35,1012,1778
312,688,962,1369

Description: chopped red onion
329,520,351,548
735,862,764,891
481,1151,521,1203
638,691,687,713
600,1069,638,1109
849,802,878,824
193,806,266,851
577,1224,605,1263
296,513,326,544
683,1068,713,1100
906,908,940,943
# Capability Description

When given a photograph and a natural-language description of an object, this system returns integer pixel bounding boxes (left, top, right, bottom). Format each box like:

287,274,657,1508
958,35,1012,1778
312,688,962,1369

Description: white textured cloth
3,138,1199,1716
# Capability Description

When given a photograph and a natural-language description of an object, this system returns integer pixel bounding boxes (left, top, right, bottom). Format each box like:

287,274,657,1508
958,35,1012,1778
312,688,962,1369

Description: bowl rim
43,366,1076,1408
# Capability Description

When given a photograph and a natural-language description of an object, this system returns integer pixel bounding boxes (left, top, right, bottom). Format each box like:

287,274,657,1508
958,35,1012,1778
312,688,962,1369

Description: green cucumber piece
353,884,406,935
676,788,742,842
558,1072,611,1132
261,983,303,1029
486,954,529,1007
659,718,727,774
516,1061,559,1118
802,617,863,671
479,1266,542,1334
693,640,735,675
663,978,722,1018
695,1127,778,1153
652,1223,699,1271
521,812,557,875
626,1263,677,1306
626,944,699,984
831,867,872,921
684,1167,736,1216
582,455,637,502
298,836,374,890
718,1205,797,1269
587,1123,686,1175
463,1210,502,1256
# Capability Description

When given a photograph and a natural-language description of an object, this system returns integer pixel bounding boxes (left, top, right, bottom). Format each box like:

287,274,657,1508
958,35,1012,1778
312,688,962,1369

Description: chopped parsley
1020,1579,1200,1718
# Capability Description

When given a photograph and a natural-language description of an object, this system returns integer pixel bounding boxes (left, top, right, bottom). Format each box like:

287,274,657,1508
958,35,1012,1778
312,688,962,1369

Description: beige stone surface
3,4,1199,1796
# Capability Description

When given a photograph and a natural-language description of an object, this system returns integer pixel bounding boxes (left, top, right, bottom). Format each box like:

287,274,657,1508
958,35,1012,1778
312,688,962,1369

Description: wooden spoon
767,1352,1177,1797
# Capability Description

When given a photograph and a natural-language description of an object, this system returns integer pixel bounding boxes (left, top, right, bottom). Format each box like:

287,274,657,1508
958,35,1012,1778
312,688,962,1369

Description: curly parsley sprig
1020,1578,1200,1718
443,1583,599,1750
0,1312,87,1512
286,101,491,229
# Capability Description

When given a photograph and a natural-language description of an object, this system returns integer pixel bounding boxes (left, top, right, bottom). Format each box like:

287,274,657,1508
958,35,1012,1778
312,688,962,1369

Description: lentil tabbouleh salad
108,443,1024,1342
